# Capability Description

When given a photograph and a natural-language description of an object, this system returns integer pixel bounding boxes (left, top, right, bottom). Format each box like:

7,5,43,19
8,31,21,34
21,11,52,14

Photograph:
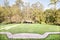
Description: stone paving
0,32,60,39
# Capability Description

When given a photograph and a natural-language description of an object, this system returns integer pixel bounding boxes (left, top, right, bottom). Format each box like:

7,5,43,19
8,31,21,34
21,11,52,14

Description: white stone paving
0,32,60,39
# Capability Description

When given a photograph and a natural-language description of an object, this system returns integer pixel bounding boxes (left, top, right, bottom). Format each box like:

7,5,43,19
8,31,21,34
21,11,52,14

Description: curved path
0,32,60,39
0,24,20,30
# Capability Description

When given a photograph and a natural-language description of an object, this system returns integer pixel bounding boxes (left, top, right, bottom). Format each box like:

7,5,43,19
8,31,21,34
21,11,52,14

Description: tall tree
49,0,60,24
0,6,4,23
4,0,9,7
22,2,32,22
44,9,55,24
31,1,44,23
55,9,60,24
49,0,60,10
4,0,15,23
16,0,23,9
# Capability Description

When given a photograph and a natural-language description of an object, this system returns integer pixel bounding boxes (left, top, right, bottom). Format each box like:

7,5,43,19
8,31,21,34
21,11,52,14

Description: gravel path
0,32,60,39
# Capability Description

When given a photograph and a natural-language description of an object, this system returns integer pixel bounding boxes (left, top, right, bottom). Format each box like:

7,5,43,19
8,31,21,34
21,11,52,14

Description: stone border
0,32,60,39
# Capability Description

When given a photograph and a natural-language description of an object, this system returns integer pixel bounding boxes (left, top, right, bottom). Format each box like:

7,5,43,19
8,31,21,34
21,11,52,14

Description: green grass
44,34,60,40
0,24,60,34
0,24,60,40
0,34,8,40
0,24,19,29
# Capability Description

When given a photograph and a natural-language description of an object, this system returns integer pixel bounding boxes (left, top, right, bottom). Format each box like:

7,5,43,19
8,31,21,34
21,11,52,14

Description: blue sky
22,0,50,9
0,0,60,9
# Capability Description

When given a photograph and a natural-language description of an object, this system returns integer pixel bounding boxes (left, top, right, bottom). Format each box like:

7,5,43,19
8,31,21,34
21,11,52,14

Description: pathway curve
0,24,20,30
0,32,60,39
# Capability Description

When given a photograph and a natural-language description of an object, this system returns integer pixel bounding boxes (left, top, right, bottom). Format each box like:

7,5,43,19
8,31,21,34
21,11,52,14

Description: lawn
0,24,60,40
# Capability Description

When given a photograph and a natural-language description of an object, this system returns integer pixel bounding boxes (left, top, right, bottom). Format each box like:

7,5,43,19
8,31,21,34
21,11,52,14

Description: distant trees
4,0,9,7
0,0,60,25
0,0,23,24
44,9,55,24
0,6,4,23
21,2,44,23
55,9,60,24
31,2,44,23
49,0,60,25
49,0,60,10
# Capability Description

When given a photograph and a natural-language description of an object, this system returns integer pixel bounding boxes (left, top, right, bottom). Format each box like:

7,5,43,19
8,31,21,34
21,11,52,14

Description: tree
21,2,34,23
2,0,23,24
48,0,60,24
0,6,4,23
15,0,24,23
9,5,22,23
4,0,9,7
16,0,23,9
44,9,55,24
55,9,60,24
31,2,44,23
3,0,12,23
49,0,60,10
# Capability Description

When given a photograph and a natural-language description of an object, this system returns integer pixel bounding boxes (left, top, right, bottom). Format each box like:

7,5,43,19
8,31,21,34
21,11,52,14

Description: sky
0,0,60,9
